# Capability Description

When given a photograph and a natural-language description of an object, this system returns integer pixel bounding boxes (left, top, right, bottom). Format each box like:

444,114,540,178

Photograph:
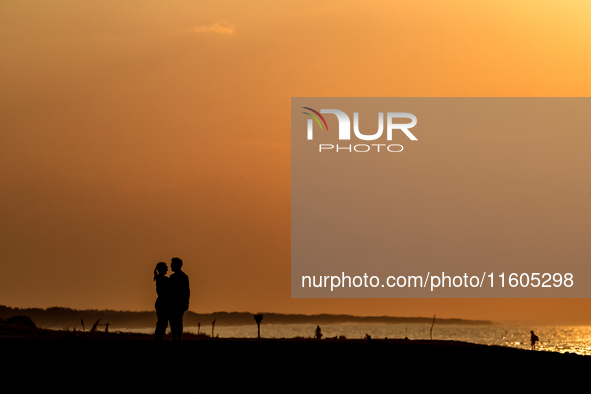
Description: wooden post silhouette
430,314,436,340
254,314,263,338
212,319,216,337
90,319,101,333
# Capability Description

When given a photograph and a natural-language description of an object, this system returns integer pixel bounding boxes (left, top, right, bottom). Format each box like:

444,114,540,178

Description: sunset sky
1,1,590,323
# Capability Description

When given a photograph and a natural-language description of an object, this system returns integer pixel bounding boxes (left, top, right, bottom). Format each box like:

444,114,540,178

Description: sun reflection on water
122,323,591,356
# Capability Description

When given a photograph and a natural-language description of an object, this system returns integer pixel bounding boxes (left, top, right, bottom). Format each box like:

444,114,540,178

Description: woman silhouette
154,262,171,344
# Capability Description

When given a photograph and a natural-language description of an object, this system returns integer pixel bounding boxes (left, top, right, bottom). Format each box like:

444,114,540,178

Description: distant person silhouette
530,330,539,350
315,325,323,339
169,257,190,342
153,262,171,344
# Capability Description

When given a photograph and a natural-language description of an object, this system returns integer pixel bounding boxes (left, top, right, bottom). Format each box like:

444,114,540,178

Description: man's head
171,257,183,272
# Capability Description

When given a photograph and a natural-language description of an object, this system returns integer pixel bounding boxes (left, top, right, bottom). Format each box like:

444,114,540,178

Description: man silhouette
169,257,190,342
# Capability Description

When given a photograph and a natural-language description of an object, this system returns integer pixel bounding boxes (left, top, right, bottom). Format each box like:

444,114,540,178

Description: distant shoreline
0,304,493,330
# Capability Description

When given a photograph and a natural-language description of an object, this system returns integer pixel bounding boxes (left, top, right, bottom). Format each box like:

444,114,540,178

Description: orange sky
0,1,590,323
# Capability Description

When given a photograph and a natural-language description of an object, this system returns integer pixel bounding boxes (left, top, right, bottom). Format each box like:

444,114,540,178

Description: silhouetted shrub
3,315,37,330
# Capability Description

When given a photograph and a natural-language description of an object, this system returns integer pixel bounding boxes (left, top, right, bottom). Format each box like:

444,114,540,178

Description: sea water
121,322,591,355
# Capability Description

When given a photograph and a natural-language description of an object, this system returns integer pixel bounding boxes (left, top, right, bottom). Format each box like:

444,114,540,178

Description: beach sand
2,329,587,391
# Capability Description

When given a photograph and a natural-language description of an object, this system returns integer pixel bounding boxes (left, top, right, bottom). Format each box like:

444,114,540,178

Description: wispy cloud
187,21,235,35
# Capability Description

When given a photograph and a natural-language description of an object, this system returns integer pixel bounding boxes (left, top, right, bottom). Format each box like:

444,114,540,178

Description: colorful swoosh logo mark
302,107,329,131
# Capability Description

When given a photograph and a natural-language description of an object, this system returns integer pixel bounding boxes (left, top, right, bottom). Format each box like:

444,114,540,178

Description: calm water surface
124,323,591,356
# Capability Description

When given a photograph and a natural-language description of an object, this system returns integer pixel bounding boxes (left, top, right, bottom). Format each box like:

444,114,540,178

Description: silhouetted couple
153,257,190,344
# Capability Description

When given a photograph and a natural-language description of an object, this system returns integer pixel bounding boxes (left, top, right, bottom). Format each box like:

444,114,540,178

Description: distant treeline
0,305,493,330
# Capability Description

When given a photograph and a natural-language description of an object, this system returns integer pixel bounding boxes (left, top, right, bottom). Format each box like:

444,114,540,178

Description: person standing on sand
153,262,171,344
530,331,539,350
315,325,323,339
169,257,190,342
